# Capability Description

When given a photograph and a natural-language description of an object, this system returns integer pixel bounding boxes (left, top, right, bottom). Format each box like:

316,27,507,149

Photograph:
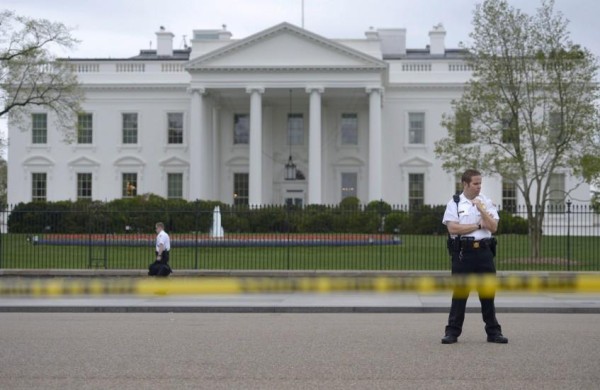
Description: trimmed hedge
5,196,529,235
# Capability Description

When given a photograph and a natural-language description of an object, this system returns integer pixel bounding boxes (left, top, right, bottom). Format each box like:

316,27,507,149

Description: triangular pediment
399,156,432,167
159,156,189,167
187,22,386,71
68,156,100,167
114,156,145,166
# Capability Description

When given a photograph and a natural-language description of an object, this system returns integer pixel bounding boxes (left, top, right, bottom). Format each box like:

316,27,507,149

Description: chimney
377,28,406,56
365,26,379,40
156,26,174,56
429,23,446,55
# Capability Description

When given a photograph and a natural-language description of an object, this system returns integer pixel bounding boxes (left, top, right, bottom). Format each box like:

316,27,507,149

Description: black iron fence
0,201,598,271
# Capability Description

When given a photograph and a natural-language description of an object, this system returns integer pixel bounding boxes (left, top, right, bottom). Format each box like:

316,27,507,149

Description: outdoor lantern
284,89,297,180
285,155,297,180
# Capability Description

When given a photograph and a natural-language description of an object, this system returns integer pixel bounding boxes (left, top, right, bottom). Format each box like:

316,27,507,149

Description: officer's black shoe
487,334,508,343
441,335,458,344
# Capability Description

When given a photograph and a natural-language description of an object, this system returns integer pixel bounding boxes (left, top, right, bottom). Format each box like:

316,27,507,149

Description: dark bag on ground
148,261,172,277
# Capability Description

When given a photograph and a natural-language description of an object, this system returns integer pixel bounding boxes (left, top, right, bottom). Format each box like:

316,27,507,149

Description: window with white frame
284,189,304,207
77,173,92,200
32,172,47,201
341,172,357,200
408,173,425,209
77,113,93,144
233,173,249,205
455,109,472,144
502,179,517,213
32,113,47,144
288,113,304,145
408,112,425,144
233,114,249,144
167,173,183,199
122,173,138,197
548,173,565,211
167,113,184,144
455,174,463,194
501,114,519,146
549,111,564,142
340,113,358,145
122,113,138,144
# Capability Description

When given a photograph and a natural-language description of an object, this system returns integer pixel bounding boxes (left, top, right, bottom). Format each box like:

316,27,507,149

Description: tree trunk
528,207,544,260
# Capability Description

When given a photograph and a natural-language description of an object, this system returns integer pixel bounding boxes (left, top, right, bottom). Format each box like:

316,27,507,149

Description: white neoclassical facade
7,22,590,207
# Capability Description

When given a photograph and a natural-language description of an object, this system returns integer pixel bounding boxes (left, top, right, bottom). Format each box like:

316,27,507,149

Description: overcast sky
1,0,599,156
4,0,600,58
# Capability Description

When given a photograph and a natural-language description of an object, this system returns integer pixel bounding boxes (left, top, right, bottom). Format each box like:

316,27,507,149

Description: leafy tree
435,0,600,259
0,10,83,141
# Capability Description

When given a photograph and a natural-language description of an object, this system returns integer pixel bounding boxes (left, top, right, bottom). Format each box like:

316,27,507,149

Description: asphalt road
1,313,599,389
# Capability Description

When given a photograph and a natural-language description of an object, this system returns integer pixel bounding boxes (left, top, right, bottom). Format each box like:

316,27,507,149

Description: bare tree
434,0,600,258
0,9,83,142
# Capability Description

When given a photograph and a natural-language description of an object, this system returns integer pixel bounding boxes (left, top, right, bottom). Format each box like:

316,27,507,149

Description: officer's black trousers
445,246,502,337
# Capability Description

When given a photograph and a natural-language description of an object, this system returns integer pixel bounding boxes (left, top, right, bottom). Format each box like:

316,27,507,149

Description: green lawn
0,234,598,271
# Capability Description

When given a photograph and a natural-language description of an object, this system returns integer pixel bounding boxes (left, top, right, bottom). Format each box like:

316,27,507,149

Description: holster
446,236,460,256
490,237,497,257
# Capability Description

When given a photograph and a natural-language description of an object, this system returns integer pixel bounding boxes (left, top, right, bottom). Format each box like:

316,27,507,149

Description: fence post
286,204,291,270
566,200,572,270
194,207,199,270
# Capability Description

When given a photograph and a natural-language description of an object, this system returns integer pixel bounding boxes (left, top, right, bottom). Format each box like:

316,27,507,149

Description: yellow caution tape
0,274,599,298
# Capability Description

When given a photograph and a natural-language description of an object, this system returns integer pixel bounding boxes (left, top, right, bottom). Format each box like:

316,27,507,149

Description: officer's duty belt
460,237,492,250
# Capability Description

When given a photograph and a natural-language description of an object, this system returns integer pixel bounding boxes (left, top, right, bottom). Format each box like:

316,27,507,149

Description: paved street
1,312,599,389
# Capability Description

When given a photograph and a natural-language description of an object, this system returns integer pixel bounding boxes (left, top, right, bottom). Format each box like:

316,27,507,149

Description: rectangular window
501,115,519,146
122,173,138,197
77,173,92,200
340,113,358,145
32,173,47,201
408,112,425,144
32,113,47,144
167,113,184,144
288,113,304,145
502,179,517,213
233,173,249,206
284,190,304,207
167,173,183,199
77,113,93,144
549,111,563,142
455,175,463,194
122,113,138,144
408,173,425,209
548,173,565,212
233,114,249,144
455,110,472,144
341,173,357,199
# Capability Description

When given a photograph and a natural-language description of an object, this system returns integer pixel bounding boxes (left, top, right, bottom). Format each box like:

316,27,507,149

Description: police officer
149,222,171,276
441,169,508,344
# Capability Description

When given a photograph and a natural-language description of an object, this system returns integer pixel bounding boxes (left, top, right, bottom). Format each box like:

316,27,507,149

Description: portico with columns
185,23,387,206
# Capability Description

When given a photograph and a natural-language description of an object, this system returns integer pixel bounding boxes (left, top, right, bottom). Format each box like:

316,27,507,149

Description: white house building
7,22,591,208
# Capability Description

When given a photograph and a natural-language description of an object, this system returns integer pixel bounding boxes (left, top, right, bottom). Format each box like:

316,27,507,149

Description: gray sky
4,0,600,58
1,0,599,155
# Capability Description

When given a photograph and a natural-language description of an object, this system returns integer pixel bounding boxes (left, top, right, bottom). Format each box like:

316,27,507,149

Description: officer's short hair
461,169,481,185
155,222,164,229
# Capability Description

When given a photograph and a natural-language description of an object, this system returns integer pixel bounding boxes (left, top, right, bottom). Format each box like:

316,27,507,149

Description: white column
247,87,264,206
211,106,220,200
307,87,323,204
188,87,205,201
367,87,383,202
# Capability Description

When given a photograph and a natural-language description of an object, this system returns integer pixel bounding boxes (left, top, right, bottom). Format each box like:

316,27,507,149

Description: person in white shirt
149,222,171,276
441,169,508,344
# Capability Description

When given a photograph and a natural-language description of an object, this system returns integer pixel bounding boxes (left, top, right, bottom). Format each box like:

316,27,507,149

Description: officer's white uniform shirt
156,230,171,252
442,193,499,240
